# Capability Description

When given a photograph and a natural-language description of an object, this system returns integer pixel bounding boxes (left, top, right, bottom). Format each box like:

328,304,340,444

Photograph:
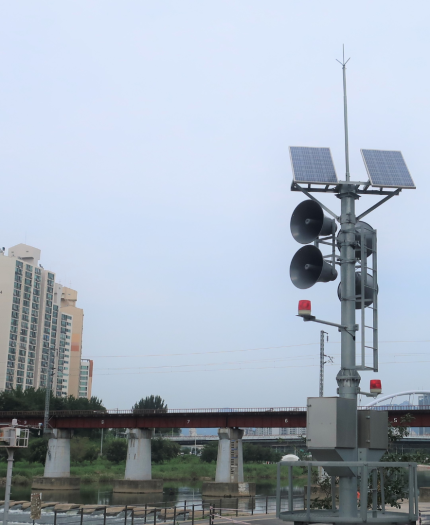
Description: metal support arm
291,182,339,221
298,314,357,332
356,189,401,221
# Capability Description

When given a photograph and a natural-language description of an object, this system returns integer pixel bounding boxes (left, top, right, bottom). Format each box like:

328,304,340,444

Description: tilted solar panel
361,149,415,189
289,147,338,185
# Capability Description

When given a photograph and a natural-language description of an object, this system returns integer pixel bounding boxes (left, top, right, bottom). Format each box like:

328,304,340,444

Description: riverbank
0,457,299,486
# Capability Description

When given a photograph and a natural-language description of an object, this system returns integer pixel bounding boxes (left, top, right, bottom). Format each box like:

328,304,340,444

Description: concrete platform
112,479,163,493
202,481,256,497
32,477,81,490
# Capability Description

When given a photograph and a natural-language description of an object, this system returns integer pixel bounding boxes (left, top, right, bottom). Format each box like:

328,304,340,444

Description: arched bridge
1,405,430,429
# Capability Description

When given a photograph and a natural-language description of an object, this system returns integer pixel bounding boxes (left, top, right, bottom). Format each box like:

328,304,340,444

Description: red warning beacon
298,300,312,317
370,379,382,394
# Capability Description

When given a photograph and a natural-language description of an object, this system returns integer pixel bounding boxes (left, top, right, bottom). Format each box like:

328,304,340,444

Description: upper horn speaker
290,200,337,244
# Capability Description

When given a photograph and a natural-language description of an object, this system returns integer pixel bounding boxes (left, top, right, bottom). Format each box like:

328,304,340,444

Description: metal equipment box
357,410,388,449
306,397,356,449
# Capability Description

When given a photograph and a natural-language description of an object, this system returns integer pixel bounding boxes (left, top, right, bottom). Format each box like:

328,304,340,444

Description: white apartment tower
0,244,92,398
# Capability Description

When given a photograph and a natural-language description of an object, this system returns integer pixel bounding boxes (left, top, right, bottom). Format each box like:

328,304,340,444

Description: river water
0,480,291,507
3,470,430,510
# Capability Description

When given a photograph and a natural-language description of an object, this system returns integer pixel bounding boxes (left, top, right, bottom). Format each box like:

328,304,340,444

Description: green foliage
71,437,99,464
152,438,180,463
200,442,217,463
133,395,167,411
0,387,105,412
27,438,48,464
105,439,127,464
243,444,282,463
132,395,180,436
200,442,281,464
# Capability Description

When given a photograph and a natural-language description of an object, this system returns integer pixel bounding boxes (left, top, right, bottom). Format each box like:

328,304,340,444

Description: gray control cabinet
306,397,356,449
357,410,388,450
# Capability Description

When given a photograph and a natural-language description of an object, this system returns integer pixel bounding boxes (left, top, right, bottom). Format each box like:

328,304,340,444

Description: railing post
80,508,84,525
54,509,57,525
153,507,157,525
276,463,281,518
360,464,368,523
380,468,385,514
265,495,268,514
288,466,293,513
125,505,128,525
372,468,378,518
144,503,147,524
173,506,176,523
184,501,187,521
331,476,336,511
192,505,195,525
306,464,311,522
131,508,134,525
236,499,238,517
164,507,167,522
409,464,414,521
103,507,107,525
251,496,254,516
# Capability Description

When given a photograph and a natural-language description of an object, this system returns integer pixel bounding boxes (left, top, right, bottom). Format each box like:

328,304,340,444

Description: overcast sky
1,2,428,411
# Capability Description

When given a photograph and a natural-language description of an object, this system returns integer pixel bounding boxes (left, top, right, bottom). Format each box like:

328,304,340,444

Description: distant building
243,427,306,436
78,359,93,399
0,244,93,399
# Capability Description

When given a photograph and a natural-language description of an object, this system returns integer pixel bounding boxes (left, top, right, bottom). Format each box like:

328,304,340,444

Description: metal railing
276,460,418,524
0,495,297,525
0,405,429,418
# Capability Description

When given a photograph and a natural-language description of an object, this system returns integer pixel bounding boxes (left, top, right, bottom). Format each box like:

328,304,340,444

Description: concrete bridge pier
202,428,256,497
32,429,80,490
113,429,163,493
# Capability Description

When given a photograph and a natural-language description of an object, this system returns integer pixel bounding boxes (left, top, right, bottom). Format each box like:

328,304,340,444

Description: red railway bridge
0,405,428,430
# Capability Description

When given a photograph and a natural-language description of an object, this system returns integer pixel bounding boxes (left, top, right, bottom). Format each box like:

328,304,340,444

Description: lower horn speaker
337,272,377,308
290,245,338,290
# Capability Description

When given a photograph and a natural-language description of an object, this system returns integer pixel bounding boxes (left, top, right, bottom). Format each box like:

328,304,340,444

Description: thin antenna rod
336,45,351,182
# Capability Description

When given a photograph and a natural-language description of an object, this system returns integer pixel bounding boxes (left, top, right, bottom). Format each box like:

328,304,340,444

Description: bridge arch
365,390,430,407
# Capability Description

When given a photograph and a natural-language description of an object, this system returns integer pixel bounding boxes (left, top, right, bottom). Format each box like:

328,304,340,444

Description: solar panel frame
361,149,416,189
289,146,339,185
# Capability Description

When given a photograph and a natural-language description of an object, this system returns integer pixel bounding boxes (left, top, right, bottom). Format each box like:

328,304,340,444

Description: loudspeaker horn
337,221,375,259
290,245,338,289
337,272,377,309
291,200,337,244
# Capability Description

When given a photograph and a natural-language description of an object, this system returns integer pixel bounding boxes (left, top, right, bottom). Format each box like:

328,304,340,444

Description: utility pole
319,331,331,397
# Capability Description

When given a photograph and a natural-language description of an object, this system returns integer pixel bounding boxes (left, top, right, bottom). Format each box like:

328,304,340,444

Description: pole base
32,476,80,490
202,482,256,497
112,479,163,493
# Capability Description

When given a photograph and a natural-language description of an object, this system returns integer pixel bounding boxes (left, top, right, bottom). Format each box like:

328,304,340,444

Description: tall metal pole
3,449,14,525
319,331,325,397
336,52,361,522
341,45,351,183
43,368,52,434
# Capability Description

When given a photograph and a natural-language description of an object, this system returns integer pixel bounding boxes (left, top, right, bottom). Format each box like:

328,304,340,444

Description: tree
27,438,48,464
71,437,99,464
0,387,105,412
200,442,218,463
105,439,127,464
152,438,180,463
133,395,167,411
132,395,180,436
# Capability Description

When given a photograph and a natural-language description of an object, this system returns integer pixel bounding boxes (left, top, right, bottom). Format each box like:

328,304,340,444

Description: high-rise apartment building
79,359,93,399
0,244,93,399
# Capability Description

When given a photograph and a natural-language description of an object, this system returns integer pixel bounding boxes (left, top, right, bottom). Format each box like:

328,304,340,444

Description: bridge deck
0,406,428,429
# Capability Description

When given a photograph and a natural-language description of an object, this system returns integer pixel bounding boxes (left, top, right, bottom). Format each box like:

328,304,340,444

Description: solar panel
289,147,338,185
361,149,415,189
